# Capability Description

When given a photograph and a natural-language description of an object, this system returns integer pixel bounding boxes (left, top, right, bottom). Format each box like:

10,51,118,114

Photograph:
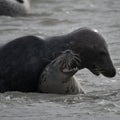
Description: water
0,0,120,120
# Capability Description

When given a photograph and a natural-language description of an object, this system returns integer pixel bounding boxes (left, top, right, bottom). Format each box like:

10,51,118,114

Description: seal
0,0,30,16
38,50,84,94
0,28,116,92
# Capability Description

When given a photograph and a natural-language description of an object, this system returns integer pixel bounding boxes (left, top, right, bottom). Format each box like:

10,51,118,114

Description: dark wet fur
0,28,116,92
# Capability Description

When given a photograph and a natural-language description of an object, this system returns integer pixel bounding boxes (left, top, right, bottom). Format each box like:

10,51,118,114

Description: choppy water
0,0,120,120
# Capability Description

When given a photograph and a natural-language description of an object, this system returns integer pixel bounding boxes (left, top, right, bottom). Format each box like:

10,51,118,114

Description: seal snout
102,67,116,78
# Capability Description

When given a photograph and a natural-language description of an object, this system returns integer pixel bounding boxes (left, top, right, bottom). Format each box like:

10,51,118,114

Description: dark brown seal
38,50,84,94
0,28,116,92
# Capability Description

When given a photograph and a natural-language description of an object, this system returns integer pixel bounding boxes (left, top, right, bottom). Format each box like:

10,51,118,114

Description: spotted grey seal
39,50,84,94
0,0,30,16
0,28,116,92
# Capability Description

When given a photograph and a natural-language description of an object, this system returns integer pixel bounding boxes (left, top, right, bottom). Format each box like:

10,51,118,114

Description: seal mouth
62,63,78,74
90,64,116,78
61,56,80,74
60,51,81,75
89,65,101,76
52,50,81,76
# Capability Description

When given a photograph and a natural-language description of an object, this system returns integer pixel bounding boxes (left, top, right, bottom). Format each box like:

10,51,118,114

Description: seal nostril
104,67,116,77
109,67,116,77
111,68,116,77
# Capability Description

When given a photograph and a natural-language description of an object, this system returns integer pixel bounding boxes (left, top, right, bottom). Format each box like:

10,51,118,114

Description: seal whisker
74,56,81,62
73,57,81,66
73,60,80,67
72,53,80,57
93,66,105,75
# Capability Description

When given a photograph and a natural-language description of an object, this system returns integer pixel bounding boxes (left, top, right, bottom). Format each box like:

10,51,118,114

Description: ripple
40,18,73,26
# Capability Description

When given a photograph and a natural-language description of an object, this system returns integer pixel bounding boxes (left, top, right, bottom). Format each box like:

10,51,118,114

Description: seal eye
16,0,24,3
99,50,106,56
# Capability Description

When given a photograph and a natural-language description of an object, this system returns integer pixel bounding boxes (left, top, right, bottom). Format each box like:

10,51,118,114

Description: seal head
70,28,116,77
0,0,30,16
46,28,116,78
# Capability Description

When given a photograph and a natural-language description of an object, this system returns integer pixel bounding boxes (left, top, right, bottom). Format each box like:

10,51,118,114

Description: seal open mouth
59,50,81,75
51,50,81,76
62,63,78,74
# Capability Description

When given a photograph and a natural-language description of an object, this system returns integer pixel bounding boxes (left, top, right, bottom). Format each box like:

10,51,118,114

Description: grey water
0,0,120,120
